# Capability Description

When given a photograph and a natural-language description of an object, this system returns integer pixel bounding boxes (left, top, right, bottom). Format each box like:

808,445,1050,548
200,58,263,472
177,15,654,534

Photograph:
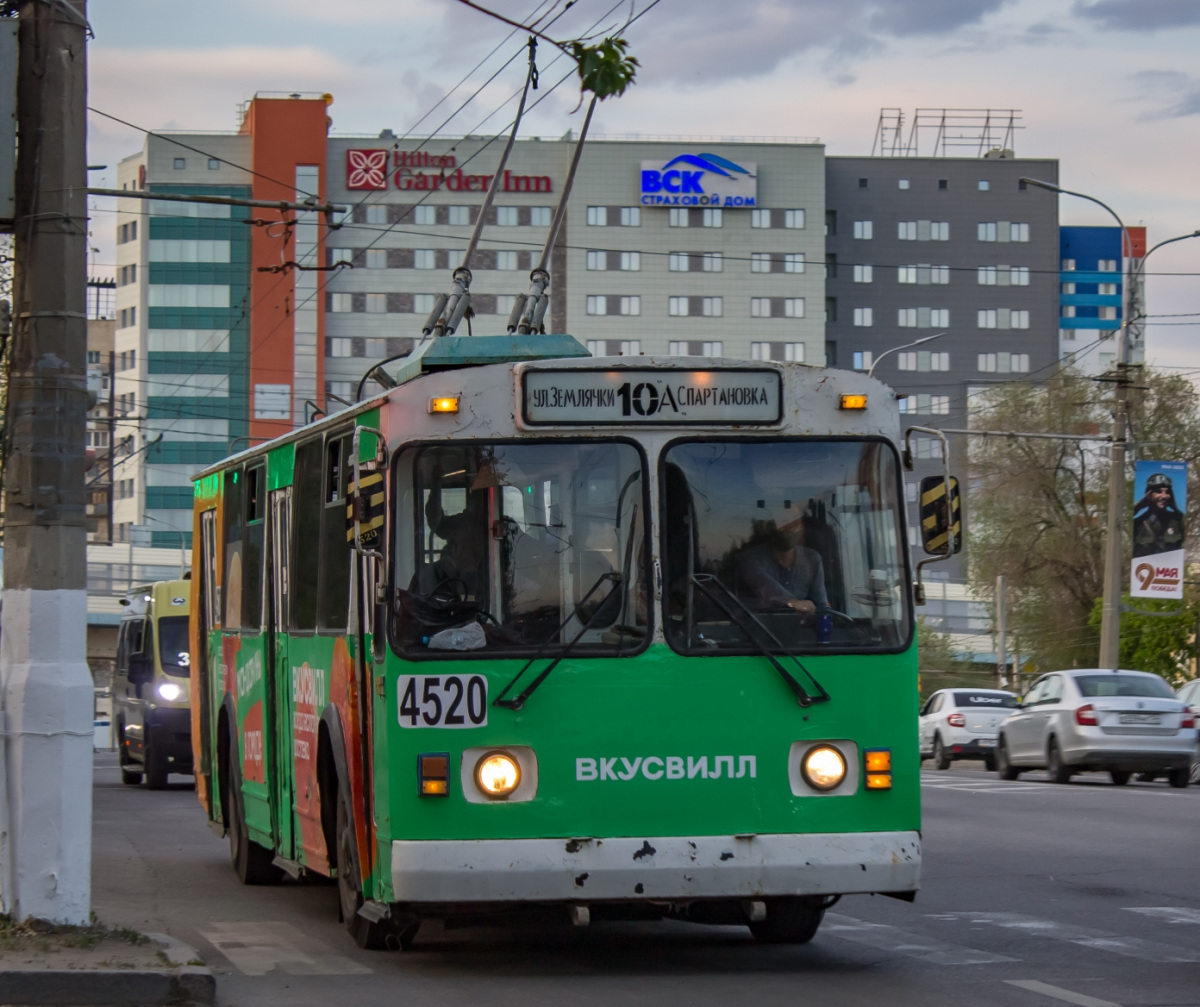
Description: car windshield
157,616,190,676
394,442,647,655
954,691,1017,708
662,439,911,654
1075,674,1174,699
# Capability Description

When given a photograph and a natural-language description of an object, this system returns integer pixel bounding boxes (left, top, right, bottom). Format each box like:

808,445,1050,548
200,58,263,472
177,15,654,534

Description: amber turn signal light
839,394,868,410
418,753,450,796
429,396,459,414
864,749,892,789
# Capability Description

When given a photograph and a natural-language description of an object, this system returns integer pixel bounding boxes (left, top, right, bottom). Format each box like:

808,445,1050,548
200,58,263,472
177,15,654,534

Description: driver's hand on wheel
786,598,816,617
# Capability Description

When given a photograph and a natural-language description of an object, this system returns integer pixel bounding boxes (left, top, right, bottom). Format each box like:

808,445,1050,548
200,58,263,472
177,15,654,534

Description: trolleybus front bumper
391,831,920,903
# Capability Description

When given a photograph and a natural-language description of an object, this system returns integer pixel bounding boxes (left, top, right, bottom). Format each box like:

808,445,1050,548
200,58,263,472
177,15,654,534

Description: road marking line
1004,979,1123,1007
199,921,371,976
822,912,1016,964
1125,907,1200,924
934,912,1200,963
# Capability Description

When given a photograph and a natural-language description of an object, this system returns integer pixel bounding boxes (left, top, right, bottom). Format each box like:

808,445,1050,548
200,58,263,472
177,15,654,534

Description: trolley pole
0,0,93,922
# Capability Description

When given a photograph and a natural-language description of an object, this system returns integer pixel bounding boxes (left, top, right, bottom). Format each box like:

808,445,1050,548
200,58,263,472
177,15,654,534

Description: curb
0,934,216,1006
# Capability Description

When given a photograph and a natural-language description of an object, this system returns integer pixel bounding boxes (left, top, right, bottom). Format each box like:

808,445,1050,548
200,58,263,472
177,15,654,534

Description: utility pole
106,349,114,542
996,575,1007,688
1,0,92,923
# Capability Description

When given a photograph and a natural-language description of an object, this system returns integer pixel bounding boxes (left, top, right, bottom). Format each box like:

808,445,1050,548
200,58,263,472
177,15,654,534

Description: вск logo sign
639,153,758,207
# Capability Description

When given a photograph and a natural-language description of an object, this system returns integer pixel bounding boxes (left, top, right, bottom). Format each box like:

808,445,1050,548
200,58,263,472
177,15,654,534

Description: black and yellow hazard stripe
346,470,385,544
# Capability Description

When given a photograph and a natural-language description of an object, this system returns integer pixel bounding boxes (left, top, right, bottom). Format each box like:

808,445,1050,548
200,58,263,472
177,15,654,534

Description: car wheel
225,736,282,886
336,784,394,950
1109,770,1131,786
748,898,826,944
996,738,1020,780
1167,766,1189,789
933,735,951,770
144,731,169,790
983,753,997,772
117,720,143,786
1046,739,1072,784
1190,744,1200,786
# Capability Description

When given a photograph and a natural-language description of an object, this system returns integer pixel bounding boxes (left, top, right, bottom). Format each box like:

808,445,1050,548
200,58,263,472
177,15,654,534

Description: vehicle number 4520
397,675,488,729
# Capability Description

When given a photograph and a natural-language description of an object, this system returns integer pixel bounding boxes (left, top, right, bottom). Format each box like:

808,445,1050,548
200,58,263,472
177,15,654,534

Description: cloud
1074,0,1200,31
1127,69,1200,119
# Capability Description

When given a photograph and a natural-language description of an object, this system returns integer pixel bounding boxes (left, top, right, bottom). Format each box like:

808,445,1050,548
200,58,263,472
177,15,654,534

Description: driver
426,483,490,602
737,522,828,617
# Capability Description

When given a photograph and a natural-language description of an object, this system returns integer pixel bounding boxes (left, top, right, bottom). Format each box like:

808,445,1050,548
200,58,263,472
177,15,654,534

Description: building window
978,222,997,242
619,296,641,316
899,351,950,372
586,295,608,316
619,251,640,271
853,307,873,327
496,206,518,226
530,206,552,226
412,249,435,269
750,253,770,274
173,157,186,170
618,340,642,356
978,309,997,328
901,394,950,415
898,266,917,284
364,337,386,357
1011,266,1030,286
858,178,868,189
931,308,949,327
978,180,990,191
853,220,873,240
978,352,1030,373
978,266,997,285
898,308,917,328
448,205,470,226
328,247,352,267
784,298,804,318
938,179,948,190
147,284,229,308
931,265,949,284
1010,222,1030,242
751,209,770,229
702,208,722,228
931,222,949,240
413,205,435,225
619,206,640,226
784,209,805,229
413,293,435,315
87,350,101,365
495,250,519,271
898,179,909,190
1011,309,1030,328
586,340,605,356
1099,306,1118,320
853,264,873,283
702,297,723,317
852,351,872,371
701,341,723,356
750,298,770,318
365,294,386,314
898,221,917,241
1098,282,1117,296
365,249,387,269
668,341,689,355
668,297,689,317
149,239,232,263
783,252,805,273
1098,259,1117,272
1061,281,1077,295
669,208,688,228
207,158,220,170
329,337,353,357
1062,305,1077,318
586,206,607,226
1062,258,1076,271
365,205,387,225
495,294,517,316
669,252,688,272
702,252,723,272
586,250,607,271
330,293,353,313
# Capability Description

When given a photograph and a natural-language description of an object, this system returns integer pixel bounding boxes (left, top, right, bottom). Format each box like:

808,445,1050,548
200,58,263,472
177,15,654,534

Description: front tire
748,898,825,944
117,720,142,786
1109,770,1131,786
144,731,169,790
1047,740,1072,784
996,738,1020,780
1190,744,1200,785
336,785,393,950
1167,766,1189,789
983,753,997,772
933,736,951,771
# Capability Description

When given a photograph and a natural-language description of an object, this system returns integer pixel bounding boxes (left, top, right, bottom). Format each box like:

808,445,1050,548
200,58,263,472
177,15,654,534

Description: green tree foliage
917,615,955,672
1087,595,1196,685
966,367,1200,674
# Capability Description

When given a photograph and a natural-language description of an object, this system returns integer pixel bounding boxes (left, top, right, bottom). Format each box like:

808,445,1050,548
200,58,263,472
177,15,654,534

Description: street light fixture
1021,177,1200,668
867,331,948,379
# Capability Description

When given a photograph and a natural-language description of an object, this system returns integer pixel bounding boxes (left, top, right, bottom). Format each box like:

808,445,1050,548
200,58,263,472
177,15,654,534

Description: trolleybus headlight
474,751,521,798
156,681,183,702
801,745,847,791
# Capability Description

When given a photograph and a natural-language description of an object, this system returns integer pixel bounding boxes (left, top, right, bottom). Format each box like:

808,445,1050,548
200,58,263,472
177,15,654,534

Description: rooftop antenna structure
423,38,540,338
508,93,598,335
871,108,1022,157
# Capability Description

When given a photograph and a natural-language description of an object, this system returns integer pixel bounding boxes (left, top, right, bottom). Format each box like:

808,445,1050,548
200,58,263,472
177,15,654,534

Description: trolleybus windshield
662,439,911,654
393,441,648,656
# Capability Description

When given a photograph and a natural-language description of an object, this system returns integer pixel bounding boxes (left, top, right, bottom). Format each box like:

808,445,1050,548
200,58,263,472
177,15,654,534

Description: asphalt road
91,753,1200,1007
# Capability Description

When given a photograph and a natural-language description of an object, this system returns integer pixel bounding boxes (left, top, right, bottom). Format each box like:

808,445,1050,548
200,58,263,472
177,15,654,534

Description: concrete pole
996,575,1007,689
1,0,93,923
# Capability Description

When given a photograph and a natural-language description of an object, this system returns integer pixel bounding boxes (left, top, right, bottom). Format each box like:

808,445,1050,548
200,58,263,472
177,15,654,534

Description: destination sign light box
523,369,781,425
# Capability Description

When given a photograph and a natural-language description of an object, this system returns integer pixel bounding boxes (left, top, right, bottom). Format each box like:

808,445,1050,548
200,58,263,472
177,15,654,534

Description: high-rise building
1058,225,1146,375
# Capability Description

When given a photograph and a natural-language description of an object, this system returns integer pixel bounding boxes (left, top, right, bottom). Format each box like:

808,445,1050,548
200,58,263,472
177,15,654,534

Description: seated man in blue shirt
736,523,828,618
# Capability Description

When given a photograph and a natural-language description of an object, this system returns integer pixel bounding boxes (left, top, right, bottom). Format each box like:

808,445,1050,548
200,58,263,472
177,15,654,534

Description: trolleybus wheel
144,733,169,790
336,786,393,950
747,898,825,944
225,738,281,885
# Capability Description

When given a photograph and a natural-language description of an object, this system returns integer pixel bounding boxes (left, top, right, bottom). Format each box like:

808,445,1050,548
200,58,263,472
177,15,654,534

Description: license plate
1118,713,1161,725
977,739,996,747
397,675,488,728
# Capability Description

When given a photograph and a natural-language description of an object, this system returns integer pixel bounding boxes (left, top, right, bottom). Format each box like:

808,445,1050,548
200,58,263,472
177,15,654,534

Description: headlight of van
156,681,185,702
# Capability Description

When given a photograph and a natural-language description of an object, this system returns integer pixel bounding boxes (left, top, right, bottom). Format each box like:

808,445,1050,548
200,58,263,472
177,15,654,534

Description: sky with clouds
85,0,1200,370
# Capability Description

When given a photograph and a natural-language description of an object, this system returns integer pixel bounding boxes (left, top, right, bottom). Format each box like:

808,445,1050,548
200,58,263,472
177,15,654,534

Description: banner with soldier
1130,461,1187,599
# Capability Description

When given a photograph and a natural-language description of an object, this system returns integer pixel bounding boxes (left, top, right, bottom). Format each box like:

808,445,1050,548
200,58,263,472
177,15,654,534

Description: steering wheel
822,608,857,626
427,577,472,612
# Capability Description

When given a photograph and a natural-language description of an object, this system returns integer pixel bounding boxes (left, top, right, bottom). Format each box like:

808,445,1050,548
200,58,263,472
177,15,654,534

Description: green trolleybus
190,336,946,950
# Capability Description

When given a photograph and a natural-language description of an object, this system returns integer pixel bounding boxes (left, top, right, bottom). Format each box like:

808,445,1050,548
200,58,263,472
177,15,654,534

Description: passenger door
1033,674,1065,761
918,693,943,754
268,488,295,861
1005,678,1045,762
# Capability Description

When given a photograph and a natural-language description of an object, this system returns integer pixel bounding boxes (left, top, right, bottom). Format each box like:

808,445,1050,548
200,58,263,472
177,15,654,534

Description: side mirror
128,652,153,684
919,475,963,556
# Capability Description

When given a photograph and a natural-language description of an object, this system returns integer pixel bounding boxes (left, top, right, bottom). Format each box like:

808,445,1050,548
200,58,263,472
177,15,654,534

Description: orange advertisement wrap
293,660,329,870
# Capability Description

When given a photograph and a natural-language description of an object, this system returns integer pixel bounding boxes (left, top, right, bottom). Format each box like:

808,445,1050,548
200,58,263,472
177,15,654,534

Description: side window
290,438,323,631
930,693,944,714
115,621,130,675
201,510,219,629
223,467,245,630
1024,679,1046,705
1042,676,1063,704
243,464,266,630
142,617,154,662
920,694,937,716
317,433,352,634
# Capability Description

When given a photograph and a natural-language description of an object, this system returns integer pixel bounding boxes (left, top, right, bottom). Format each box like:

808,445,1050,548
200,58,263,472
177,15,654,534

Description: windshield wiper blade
494,572,624,711
689,574,830,707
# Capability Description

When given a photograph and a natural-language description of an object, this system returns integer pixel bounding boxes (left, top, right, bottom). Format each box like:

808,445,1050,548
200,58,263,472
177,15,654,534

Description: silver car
919,688,1018,770
996,669,1195,787
1176,678,1200,784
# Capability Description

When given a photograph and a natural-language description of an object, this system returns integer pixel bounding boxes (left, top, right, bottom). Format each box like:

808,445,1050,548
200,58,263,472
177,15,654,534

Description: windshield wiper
494,571,624,711
689,573,830,708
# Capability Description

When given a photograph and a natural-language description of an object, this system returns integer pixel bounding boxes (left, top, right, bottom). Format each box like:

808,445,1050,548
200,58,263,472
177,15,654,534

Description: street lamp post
1021,177,1200,668
867,331,948,379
